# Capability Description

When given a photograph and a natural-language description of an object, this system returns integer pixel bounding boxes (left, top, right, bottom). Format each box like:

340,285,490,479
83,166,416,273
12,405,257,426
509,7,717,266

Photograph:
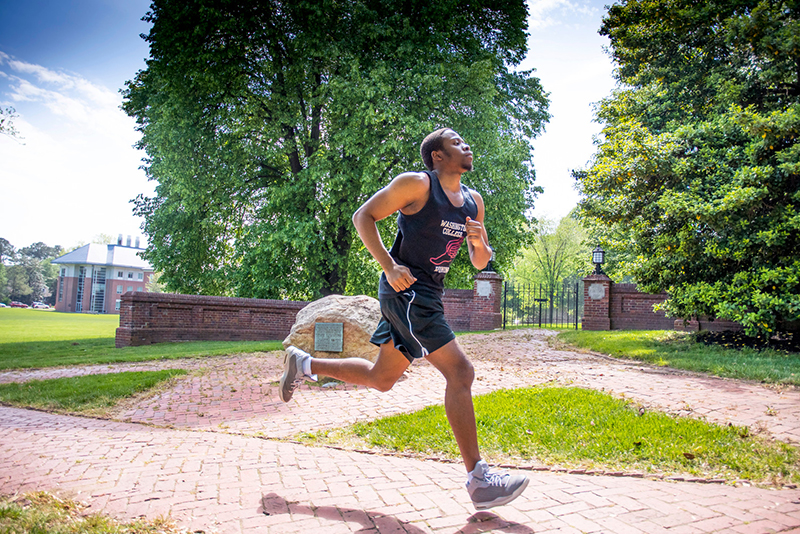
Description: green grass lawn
0,491,181,534
556,330,800,386
299,385,800,485
0,308,283,369
0,308,118,343
0,370,187,414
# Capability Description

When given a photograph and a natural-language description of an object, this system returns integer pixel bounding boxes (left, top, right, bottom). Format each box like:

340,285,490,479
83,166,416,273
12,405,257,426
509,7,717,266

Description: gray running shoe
466,460,529,510
279,346,313,402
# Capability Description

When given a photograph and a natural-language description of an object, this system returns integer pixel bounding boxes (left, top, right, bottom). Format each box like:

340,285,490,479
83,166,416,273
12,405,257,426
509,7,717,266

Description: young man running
280,128,528,510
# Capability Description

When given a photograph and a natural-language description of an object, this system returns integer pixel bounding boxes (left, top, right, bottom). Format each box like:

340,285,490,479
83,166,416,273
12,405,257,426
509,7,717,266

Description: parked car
0,302,8,307
32,302,50,309
9,301,29,308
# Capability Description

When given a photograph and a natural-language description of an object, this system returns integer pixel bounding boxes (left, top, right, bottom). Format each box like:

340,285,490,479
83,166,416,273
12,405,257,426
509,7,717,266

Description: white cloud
0,52,151,249
528,0,601,29
523,0,615,223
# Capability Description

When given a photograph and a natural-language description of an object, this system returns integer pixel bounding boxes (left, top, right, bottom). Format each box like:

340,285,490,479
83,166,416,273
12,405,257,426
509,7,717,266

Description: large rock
283,294,381,362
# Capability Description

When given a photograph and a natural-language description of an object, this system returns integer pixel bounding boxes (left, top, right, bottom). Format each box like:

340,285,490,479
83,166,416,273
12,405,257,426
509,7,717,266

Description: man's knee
448,358,474,389
372,378,397,392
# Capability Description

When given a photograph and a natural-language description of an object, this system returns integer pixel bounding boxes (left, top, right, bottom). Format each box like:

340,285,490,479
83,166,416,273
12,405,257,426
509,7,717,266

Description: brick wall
610,283,675,330
582,275,740,332
116,292,308,347
443,289,473,331
116,273,505,348
469,272,504,331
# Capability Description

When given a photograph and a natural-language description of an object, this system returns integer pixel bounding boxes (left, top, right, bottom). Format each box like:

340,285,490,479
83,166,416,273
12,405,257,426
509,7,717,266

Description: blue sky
0,0,616,251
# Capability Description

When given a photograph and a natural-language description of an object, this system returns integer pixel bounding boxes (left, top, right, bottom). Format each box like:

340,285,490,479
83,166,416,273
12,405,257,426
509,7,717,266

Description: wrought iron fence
503,279,583,330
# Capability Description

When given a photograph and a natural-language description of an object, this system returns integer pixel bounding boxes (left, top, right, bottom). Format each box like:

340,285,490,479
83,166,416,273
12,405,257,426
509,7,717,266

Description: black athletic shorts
369,289,455,363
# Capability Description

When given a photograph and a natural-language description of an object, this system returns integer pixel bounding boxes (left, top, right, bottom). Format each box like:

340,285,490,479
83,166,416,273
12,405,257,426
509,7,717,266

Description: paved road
1,329,799,533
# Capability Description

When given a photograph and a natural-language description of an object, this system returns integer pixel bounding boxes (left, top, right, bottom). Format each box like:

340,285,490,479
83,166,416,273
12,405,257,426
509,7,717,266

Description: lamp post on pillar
592,246,605,275
583,245,612,330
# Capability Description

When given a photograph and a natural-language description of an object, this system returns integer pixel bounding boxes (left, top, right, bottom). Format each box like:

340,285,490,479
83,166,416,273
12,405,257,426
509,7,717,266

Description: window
117,271,123,278
127,272,133,279
115,300,121,311
127,286,133,292
60,268,66,276
138,272,143,280
116,285,123,294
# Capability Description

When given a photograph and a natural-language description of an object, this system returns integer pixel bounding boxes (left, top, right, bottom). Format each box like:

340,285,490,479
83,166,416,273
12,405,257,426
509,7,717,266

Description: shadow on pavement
260,492,534,533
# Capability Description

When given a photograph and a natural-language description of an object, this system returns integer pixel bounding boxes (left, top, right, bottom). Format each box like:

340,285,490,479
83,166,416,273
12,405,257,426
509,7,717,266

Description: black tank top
379,170,479,298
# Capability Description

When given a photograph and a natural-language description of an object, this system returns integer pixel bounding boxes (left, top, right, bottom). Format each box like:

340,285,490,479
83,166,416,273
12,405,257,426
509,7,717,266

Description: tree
92,234,115,245
0,106,23,140
577,0,800,336
2,240,64,305
6,265,32,303
0,238,13,263
145,271,168,293
510,214,590,322
0,263,8,303
19,242,62,261
123,0,549,300
511,214,590,288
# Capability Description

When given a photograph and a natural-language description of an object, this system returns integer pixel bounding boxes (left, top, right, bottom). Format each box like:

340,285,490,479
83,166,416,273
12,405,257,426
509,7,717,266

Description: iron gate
503,280,583,330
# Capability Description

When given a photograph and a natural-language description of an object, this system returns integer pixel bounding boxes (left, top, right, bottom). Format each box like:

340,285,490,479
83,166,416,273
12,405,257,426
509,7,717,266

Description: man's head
420,128,450,171
421,128,473,173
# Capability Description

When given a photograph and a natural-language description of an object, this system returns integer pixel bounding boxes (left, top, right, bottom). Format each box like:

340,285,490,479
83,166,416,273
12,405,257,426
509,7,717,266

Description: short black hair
420,128,451,171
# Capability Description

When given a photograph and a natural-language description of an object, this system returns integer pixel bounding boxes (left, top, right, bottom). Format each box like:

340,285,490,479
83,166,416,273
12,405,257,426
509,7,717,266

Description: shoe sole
279,351,298,403
472,477,530,510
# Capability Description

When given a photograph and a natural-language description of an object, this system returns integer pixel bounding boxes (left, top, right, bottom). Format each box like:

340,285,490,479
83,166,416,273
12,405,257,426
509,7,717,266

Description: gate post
582,273,612,330
471,271,503,331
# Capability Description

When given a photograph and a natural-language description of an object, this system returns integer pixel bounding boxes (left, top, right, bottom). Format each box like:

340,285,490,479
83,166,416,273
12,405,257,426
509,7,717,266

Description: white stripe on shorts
405,290,429,357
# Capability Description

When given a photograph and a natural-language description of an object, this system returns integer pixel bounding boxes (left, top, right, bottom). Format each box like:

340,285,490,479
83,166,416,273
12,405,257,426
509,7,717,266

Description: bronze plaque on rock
314,322,343,352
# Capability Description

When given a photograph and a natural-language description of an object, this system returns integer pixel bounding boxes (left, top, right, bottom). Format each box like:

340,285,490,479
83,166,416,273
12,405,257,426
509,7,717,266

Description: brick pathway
1,329,800,533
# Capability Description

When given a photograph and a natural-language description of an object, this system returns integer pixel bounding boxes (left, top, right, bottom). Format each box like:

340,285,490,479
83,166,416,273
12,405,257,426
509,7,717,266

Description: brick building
52,236,154,314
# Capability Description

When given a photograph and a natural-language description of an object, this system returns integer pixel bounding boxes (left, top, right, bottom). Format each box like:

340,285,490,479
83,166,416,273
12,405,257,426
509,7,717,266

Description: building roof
52,244,153,270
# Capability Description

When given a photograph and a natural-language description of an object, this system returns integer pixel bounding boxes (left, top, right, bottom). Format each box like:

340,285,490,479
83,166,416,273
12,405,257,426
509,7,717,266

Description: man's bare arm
465,190,492,270
352,172,429,292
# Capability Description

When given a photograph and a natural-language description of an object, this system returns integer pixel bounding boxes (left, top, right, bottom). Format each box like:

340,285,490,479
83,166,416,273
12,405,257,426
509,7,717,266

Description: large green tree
123,0,549,300
577,0,800,335
1,240,63,305
510,214,590,289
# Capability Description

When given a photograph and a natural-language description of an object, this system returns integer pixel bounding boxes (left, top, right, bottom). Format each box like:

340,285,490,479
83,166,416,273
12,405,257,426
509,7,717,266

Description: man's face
437,130,473,172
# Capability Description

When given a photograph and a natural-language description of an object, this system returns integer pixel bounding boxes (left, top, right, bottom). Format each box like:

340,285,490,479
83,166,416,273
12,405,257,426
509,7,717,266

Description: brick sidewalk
2,407,799,533
1,329,800,532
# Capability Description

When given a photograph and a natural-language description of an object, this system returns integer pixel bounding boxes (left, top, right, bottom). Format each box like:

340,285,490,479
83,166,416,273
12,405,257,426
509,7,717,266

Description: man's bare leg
310,342,410,392
424,339,481,473
426,339,529,510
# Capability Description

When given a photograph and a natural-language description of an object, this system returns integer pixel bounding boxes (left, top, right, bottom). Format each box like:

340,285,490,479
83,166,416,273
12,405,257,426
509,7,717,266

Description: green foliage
6,264,32,302
123,0,549,300
510,214,591,287
0,370,188,412
577,0,800,335
0,492,182,533
1,239,63,305
304,385,799,483
0,263,7,303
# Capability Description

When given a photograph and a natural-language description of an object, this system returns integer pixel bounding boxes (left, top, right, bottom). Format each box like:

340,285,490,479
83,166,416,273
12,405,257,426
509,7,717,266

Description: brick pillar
470,271,503,331
582,273,612,330
115,293,134,348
